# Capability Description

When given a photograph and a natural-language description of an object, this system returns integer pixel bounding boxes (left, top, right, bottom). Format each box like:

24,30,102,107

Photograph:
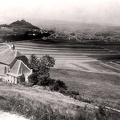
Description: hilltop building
0,45,32,84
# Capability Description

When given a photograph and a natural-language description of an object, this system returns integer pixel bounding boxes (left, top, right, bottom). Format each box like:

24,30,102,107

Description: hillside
10,20,39,29
0,82,97,120
0,20,40,35
0,81,120,120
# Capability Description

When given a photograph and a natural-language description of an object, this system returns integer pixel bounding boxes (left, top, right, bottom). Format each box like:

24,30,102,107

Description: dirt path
0,111,29,120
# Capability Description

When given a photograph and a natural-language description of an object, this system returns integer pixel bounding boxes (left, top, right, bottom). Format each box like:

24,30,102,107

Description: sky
0,0,120,26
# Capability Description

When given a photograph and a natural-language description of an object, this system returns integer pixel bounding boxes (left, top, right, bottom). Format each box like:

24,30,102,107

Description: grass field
7,39,120,74
0,82,120,120
8,39,120,110
0,82,101,120
50,69,120,110
0,40,120,118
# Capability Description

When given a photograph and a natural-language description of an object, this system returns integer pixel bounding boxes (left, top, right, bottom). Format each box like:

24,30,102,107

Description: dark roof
0,48,24,65
9,60,31,76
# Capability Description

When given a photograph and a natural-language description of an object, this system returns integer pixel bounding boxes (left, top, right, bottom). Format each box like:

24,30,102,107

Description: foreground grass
0,82,119,120
0,82,101,120
50,68,120,110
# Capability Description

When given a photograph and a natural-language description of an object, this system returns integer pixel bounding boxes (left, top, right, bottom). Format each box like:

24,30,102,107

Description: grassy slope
0,81,119,120
50,68,120,110
0,82,98,120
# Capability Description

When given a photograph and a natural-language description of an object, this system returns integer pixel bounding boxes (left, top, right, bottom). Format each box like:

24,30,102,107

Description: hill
10,19,39,29
0,20,40,35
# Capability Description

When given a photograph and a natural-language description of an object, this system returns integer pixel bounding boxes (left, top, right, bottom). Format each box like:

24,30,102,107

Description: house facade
0,45,32,84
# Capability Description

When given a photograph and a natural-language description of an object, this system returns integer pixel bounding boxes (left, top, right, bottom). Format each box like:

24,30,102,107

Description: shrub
50,80,68,91
28,73,38,85
19,74,25,83
37,76,52,86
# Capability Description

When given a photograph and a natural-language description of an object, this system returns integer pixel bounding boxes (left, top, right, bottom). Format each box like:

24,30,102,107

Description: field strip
15,45,107,50
99,62,120,72
16,46,109,51
54,60,120,75
70,63,91,71
110,62,120,69
17,49,112,53
20,52,84,56
16,47,110,52
88,62,113,72
15,44,106,50
16,43,102,47
55,65,120,76
17,48,59,52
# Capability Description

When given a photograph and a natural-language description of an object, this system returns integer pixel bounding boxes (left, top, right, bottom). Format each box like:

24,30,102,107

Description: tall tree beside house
29,54,40,72
37,55,55,85
28,54,55,85
38,55,55,76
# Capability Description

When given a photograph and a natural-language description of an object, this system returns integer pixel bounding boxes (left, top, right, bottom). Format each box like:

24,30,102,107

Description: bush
50,80,67,91
28,73,38,85
66,90,79,96
37,76,54,86
19,74,25,83
95,105,110,120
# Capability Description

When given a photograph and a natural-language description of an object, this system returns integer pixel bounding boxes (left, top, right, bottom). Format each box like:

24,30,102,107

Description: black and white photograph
0,0,120,120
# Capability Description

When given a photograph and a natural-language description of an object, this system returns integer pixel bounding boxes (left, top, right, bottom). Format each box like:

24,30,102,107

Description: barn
0,45,32,84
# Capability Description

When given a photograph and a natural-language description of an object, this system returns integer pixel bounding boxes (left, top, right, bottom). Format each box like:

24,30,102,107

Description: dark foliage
19,74,25,83
40,55,55,69
29,54,40,72
95,105,111,120
28,54,55,86
50,80,68,91
37,76,52,86
28,73,38,85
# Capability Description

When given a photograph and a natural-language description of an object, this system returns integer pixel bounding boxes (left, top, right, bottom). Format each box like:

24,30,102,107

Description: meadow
10,39,120,109
11,39,120,73
0,39,120,119
50,69,120,110
0,82,101,120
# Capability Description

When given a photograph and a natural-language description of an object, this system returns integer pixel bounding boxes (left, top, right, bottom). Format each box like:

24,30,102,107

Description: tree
37,55,55,84
29,54,40,72
40,55,55,68
37,55,55,76
28,54,55,85
28,73,38,85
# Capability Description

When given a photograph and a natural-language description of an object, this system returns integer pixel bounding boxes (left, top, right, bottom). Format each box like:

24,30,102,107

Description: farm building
0,45,32,84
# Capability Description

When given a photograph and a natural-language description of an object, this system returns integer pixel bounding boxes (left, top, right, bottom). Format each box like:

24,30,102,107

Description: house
0,45,32,84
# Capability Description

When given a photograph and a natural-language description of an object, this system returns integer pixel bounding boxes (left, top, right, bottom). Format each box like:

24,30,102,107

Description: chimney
11,44,15,50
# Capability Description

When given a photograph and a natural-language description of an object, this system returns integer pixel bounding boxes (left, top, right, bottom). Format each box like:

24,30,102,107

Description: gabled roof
9,60,31,76
0,48,24,65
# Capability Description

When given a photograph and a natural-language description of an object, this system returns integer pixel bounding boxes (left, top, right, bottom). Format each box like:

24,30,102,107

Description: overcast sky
0,0,120,26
